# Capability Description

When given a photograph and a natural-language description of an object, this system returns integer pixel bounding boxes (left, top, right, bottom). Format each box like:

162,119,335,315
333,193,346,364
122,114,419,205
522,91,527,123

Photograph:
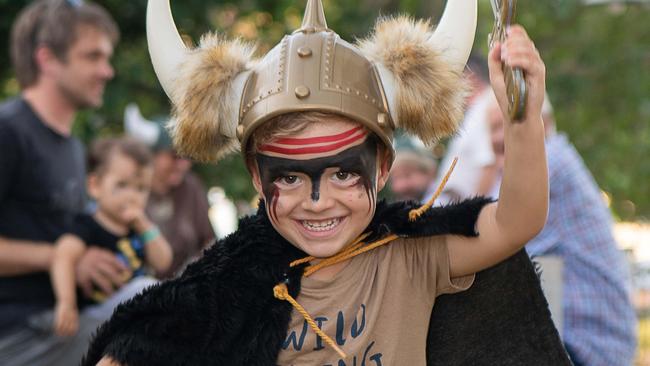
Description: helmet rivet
297,47,312,58
236,125,245,141
377,113,389,127
295,85,311,99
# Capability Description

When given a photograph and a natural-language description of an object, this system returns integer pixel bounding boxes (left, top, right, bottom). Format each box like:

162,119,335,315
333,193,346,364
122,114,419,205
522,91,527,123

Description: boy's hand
122,205,153,233
53,302,79,337
488,25,546,124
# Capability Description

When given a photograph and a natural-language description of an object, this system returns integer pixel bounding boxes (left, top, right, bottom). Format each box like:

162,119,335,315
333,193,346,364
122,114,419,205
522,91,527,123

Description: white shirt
425,90,495,204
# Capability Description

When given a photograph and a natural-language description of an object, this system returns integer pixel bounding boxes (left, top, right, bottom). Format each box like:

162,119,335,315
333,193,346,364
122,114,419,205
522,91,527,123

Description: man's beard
58,80,103,109
394,187,427,202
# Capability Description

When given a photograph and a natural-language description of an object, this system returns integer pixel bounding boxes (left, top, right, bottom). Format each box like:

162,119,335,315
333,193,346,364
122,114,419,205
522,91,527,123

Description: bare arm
51,234,87,336
0,236,53,275
448,25,548,277
51,234,86,310
131,216,173,275
143,228,173,275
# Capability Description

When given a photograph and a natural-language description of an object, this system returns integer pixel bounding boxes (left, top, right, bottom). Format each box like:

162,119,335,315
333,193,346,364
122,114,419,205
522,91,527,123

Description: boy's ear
375,149,392,192
87,174,100,200
248,160,264,197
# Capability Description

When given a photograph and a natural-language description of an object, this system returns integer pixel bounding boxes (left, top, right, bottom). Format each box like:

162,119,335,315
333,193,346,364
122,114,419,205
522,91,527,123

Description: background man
0,1,123,365
389,134,437,202
424,55,494,204
485,91,638,366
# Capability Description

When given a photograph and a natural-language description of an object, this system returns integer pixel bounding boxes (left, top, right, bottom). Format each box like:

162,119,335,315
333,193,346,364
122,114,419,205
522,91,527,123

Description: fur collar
83,198,570,366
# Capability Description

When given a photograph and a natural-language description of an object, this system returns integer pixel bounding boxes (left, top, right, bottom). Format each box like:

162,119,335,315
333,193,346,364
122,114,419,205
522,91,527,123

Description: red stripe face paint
256,135,378,225
271,126,364,145
258,127,368,157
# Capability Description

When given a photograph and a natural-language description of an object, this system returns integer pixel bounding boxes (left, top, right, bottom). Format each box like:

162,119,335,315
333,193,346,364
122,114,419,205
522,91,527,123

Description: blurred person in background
0,1,124,365
389,134,437,202
425,55,494,204
207,186,238,239
50,137,172,337
485,90,637,366
125,104,215,278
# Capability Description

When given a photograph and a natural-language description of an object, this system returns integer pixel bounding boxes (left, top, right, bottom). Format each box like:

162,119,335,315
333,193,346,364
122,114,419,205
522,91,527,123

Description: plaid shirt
527,134,637,366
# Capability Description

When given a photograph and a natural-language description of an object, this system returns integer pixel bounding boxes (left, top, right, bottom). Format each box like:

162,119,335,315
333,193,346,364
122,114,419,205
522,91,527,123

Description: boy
86,1,569,365
51,138,172,337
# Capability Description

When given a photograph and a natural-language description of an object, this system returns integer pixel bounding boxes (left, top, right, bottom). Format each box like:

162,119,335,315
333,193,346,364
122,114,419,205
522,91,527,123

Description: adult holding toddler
0,1,128,365
51,138,172,337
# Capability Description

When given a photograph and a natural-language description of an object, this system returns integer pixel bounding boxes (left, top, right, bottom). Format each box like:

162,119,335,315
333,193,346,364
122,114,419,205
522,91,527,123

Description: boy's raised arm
447,25,548,278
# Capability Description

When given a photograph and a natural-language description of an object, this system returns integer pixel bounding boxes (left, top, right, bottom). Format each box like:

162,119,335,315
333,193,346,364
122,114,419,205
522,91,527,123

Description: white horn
146,0,188,100
124,103,161,146
428,0,478,71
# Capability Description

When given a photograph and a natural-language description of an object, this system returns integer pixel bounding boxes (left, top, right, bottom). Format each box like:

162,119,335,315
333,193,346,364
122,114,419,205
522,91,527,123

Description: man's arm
0,235,131,296
0,236,54,275
0,123,49,275
448,25,548,277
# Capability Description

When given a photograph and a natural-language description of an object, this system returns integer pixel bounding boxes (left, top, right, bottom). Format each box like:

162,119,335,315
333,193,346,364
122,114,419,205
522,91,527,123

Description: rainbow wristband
141,226,161,244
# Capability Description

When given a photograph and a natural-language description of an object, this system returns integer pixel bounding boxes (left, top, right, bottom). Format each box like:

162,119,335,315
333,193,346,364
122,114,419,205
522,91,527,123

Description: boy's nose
302,184,335,212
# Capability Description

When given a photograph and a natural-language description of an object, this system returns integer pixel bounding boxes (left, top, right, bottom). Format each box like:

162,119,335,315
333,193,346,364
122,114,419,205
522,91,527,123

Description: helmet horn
428,0,478,71
146,0,189,99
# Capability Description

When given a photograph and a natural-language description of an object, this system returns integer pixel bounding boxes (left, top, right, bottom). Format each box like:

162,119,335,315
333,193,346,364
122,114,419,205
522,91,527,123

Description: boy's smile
252,120,389,259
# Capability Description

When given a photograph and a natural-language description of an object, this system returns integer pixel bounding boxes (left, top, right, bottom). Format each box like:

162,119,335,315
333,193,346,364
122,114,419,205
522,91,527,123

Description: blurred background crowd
0,0,649,365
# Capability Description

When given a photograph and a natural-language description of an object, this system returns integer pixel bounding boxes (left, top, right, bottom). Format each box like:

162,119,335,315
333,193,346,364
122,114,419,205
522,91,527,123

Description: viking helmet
147,0,477,162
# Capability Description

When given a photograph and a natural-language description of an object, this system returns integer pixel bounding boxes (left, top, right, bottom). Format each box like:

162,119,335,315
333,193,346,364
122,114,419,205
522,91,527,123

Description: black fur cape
82,199,571,365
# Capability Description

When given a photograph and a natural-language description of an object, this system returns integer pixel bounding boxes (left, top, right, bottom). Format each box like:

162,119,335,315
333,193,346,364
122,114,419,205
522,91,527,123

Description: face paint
258,126,367,156
256,136,378,223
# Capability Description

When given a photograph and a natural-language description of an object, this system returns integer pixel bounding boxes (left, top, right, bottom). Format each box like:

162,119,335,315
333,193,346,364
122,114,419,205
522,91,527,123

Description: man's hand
75,247,130,298
489,25,546,124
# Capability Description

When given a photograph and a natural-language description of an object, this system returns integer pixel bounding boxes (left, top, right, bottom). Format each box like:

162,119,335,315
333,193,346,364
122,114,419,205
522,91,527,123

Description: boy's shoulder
369,197,493,239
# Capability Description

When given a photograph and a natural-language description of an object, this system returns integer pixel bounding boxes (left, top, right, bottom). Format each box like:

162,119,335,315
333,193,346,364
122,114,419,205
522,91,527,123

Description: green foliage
1,0,649,219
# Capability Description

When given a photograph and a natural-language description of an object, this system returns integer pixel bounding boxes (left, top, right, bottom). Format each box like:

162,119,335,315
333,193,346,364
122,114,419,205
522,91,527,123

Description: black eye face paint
255,136,378,223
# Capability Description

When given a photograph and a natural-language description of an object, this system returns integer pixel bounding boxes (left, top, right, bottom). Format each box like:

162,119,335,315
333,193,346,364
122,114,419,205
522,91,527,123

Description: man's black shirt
0,97,86,330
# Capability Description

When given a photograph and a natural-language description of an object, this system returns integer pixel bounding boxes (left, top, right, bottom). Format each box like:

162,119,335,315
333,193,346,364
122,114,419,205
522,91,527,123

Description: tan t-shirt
276,235,474,365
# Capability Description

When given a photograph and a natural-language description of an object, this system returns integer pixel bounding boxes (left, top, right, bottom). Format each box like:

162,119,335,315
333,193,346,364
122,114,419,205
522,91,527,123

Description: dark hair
88,137,152,175
10,0,119,89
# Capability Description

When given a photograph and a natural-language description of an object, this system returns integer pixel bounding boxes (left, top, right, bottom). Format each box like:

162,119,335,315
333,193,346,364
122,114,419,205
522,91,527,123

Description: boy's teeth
301,218,341,231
